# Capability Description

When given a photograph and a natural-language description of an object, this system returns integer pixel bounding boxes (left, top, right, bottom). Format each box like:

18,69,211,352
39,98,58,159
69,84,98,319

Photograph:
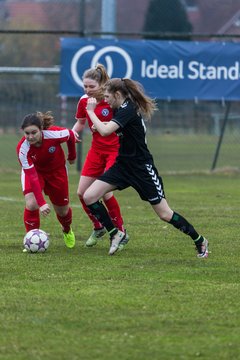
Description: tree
143,0,192,39
0,20,58,67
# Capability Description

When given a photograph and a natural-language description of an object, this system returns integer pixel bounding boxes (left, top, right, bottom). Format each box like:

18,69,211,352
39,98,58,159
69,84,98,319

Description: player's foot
22,248,28,253
85,227,106,247
109,230,125,255
118,230,130,251
196,237,209,258
63,228,75,248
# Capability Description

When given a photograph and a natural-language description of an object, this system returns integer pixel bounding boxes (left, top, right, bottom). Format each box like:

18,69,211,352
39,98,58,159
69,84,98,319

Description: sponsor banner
60,38,240,100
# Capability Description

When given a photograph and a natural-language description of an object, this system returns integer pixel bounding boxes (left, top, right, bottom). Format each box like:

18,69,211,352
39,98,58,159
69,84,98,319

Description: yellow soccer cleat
63,228,76,249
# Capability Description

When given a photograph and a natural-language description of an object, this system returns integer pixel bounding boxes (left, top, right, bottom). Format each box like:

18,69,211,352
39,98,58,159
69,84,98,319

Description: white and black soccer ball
23,229,49,253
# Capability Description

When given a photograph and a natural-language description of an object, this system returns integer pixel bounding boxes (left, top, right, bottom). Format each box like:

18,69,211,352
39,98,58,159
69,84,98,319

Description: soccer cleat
22,248,28,253
196,238,209,258
85,228,106,247
118,230,130,251
63,228,76,248
109,230,126,255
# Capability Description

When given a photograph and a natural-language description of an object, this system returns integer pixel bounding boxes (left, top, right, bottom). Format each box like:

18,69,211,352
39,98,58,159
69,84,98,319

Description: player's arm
17,141,47,208
25,168,50,216
66,129,77,164
24,167,47,208
86,98,119,137
72,118,86,142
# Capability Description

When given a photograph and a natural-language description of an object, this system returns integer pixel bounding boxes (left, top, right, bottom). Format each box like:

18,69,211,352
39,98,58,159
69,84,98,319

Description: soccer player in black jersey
83,77,209,257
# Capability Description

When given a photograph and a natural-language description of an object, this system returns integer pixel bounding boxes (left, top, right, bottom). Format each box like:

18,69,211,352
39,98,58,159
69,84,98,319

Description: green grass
2,132,240,173
1,133,240,359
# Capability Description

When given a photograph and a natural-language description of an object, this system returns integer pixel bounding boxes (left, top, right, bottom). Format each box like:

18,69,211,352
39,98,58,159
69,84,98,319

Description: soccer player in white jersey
83,78,209,258
17,111,76,249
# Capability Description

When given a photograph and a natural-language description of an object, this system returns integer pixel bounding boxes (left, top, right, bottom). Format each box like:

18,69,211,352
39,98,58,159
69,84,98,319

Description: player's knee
56,205,69,217
83,190,97,206
159,211,172,222
77,189,83,199
26,199,38,211
82,192,90,205
103,192,113,201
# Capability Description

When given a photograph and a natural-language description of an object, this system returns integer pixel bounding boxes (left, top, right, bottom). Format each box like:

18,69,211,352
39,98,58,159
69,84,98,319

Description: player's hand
68,159,76,165
91,124,97,132
40,203,51,217
72,130,82,143
86,97,97,111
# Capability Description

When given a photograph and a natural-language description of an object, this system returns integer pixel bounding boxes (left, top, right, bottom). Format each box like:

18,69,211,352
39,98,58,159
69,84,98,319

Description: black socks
169,212,201,241
87,201,118,237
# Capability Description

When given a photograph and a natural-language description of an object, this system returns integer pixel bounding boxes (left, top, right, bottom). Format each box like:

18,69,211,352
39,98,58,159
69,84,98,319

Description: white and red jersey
75,95,119,154
16,126,76,207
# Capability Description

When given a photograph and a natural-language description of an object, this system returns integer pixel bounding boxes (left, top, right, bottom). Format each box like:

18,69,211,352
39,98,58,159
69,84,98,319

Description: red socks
104,196,125,232
57,207,72,233
24,208,40,232
24,207,73,234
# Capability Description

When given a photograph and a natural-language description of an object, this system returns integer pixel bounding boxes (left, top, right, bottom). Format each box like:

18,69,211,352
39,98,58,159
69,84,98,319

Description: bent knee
103,192,113,201
159,211,172,222
83,191,97,206
77,190,84,199
26,200,38,211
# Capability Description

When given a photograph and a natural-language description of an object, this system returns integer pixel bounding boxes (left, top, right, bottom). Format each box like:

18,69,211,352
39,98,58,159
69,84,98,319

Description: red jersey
16,126,76,207
75,95,120,154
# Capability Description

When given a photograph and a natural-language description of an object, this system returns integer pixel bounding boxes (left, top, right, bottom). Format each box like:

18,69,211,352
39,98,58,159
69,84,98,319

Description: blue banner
60,38,240,100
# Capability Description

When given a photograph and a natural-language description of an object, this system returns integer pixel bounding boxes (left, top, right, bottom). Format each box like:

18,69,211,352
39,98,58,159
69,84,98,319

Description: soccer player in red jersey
72,64,129,249
17,111,76,250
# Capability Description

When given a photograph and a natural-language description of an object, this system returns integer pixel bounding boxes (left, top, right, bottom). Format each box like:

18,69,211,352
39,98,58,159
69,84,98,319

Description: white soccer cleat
197,238,209,258
109,230,126,255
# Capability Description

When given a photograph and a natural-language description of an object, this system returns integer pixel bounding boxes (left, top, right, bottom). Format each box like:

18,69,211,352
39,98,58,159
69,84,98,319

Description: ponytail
104,78,157,119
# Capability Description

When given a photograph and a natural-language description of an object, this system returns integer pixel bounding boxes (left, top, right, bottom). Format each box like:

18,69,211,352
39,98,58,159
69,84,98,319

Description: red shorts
81,147,118,178
22,166,69,206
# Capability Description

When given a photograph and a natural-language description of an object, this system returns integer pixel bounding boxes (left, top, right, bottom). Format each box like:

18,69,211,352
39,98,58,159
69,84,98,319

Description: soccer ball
23,229,49,253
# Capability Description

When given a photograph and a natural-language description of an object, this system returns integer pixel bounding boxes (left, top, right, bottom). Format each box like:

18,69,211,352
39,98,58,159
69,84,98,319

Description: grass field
0,134,240,359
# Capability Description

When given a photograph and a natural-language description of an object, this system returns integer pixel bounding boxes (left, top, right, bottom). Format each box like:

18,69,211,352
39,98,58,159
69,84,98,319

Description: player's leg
152,199,208,258
47,167,75,248
24,192,40,231
53,204,75,249
131,161,208,258
78,149,107,246
103,152,129,250
103,192,124,229
77,175,106,246
77,175,104,230
22,169,41,232
103,192,129,250
83,179,125,255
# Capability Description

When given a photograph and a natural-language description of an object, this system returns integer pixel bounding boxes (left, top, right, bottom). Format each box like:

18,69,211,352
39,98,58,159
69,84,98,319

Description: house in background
1,0,240,37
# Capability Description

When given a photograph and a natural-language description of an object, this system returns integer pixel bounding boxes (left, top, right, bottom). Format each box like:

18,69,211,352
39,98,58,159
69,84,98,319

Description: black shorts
98,160,165,205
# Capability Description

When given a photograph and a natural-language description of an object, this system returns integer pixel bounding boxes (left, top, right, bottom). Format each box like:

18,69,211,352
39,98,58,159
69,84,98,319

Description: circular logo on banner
71,45,133,88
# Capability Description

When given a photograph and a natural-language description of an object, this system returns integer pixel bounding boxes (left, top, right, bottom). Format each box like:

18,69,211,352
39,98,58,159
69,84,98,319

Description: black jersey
99,99,165,204
112,99,153,162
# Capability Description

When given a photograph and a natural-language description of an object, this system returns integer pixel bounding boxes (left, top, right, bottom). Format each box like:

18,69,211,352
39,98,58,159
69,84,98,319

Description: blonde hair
82,64,110,100
104,78,157,120
83,63,109,86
